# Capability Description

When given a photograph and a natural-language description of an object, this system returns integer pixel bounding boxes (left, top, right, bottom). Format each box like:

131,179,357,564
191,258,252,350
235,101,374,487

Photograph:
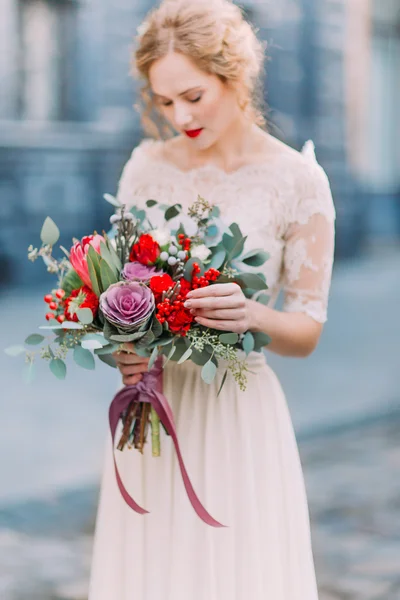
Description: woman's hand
113,343,150,386
184,283,251,334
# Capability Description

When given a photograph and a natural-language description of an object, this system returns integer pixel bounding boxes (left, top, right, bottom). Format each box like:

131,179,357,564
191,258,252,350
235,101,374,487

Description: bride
89,0,335,598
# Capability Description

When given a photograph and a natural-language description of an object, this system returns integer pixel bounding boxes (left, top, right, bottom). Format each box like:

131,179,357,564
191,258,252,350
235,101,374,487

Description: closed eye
161,95,202,107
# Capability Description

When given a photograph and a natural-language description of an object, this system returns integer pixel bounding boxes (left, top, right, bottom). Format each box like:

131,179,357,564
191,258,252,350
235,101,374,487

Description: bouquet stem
117,402,138,451
150,406,161,457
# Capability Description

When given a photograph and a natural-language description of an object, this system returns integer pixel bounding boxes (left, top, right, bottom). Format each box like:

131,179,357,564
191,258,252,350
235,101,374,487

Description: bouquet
6,193,271,526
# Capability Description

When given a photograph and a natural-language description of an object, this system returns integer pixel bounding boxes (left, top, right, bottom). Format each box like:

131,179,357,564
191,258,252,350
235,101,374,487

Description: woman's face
149,51,242,150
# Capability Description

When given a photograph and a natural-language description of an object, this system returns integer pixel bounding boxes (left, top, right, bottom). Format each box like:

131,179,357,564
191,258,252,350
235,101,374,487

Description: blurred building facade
0,0,399,286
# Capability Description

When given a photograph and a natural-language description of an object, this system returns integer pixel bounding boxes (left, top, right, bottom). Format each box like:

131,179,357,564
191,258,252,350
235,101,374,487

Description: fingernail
184,301,191,307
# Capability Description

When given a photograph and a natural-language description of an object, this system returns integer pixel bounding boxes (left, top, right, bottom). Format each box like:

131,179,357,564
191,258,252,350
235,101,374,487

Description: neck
186,117,260,171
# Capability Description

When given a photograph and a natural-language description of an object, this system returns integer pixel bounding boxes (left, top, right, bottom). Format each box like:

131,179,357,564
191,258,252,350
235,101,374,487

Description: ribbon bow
109,357,225,528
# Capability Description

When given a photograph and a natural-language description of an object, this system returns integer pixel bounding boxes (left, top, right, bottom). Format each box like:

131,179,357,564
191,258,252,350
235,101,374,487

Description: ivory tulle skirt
88,352,319,600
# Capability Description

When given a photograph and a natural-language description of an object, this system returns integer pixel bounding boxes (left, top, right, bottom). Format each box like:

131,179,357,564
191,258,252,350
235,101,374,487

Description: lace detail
116,137,336,323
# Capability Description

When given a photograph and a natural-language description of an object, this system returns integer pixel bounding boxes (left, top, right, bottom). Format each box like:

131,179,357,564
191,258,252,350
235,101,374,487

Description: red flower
150,273,175,296
130,234,160,266
167,307,194,335
179,277,192,298
64,286,99,323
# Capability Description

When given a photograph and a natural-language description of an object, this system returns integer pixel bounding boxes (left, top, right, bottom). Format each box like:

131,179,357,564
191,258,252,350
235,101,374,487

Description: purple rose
122,261,161,283
100,281,155,332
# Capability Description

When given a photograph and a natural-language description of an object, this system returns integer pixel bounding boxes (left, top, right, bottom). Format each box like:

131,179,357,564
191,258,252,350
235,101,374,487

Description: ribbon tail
152,390,226,528
109,387,150,515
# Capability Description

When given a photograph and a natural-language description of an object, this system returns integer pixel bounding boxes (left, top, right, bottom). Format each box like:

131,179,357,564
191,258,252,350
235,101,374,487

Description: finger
186,283,240,299
193,316,240,331
191,307,245,320
123,373,143,386
185,295,243,310
119,364,149,377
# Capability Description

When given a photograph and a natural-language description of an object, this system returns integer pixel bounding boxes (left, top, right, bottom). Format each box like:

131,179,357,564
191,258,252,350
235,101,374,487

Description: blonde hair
133,0,267,138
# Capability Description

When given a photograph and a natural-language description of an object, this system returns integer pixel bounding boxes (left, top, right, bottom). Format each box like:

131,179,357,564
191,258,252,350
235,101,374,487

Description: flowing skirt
88,352,319,599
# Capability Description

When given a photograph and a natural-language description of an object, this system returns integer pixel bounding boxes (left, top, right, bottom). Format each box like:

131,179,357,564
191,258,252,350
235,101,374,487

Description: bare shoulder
256,131,310,165
138,136,183,163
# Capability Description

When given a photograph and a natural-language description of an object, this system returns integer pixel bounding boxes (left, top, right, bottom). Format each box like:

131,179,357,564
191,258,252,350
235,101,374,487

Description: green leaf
100,242,119,276
201,359,217,384
97,353,118,368
100,259,118,290
163,343,176,366
242,331,255,355
87,249,102,296
146,199,158,208
177,347,193,365
229,222,243,240
210,206,220,218
81,333,107,346
23,361,35,384
189,348,211,366
104,234,122,271
151,316,163,338
130,207,146,222
94,343,119,356
134,328,155,349
184,257,205,281
50,358,67,379
25,334,45,346
4,345,26,357
103,193,121,208
61,269,84,297
81,339,104,350
255,293,270,305
252,332,272,349
222,233,236,254
76,307,93,325
241,250,270,267
60,321,84,330
148,346,159,370
217,369,228,397
206,225,218,238
73,345,96,370
208,249,226,270
110,331,146,343
165,204,182,221
219,332,239,345
236,273,267,291
40,217,60,246
227,235,247,261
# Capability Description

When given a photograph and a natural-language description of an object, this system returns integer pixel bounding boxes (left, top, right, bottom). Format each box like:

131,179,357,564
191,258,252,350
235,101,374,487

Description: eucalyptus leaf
229,222,243,241
110,331,146,343
165,204,182,221
40,217,60,246
163,344,176,367
189,348,211,366
94,343,119,355
50,358,66,380
208,249,226,270
25,334,45,346
177,347,193,365
217,369,228,397
73,345,95,370
98,353,118,368
4,345,26,357
241,251,270,267
236,273,267,291
222,233,236,254
151,316,163,338
227,235,247,261
252,332,272,349
242,331,255,355
148,346,159,370
103,193,121,208
81,333,107,346
184,257,205,280
210,206,220,218
135,328,155,348
206,225,218,238
76,307,93,325
201,359,217,384
81,339,104,350
255,293,270,305
146,199,158,207
219,332,239,345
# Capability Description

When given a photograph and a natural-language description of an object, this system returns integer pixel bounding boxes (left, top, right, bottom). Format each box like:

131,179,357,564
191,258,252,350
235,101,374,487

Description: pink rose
70,235,104,289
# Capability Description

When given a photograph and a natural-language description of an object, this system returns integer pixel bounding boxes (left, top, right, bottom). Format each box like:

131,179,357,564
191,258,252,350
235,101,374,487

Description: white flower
149,228,171,246
191,244,211,262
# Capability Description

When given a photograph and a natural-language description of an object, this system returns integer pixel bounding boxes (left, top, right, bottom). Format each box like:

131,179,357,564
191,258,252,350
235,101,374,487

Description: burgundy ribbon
109,357,225,528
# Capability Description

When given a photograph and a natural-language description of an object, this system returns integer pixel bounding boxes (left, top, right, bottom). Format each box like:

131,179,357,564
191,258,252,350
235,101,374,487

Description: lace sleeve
281,161,336,323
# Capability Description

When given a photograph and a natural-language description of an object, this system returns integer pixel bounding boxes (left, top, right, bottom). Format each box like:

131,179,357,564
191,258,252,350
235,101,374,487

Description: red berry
44,294,53,303
55,289,65,299
56,315,65,323
45,312,55,321
49,301,57,310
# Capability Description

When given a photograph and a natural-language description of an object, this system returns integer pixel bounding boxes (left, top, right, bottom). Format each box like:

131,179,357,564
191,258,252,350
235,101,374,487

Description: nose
173,102,193,128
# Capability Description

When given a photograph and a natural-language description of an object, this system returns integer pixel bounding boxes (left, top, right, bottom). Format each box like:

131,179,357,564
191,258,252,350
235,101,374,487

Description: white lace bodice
116,138,336,323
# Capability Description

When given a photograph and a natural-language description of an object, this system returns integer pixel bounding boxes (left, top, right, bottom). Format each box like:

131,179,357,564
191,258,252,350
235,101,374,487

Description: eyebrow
153,87,202,100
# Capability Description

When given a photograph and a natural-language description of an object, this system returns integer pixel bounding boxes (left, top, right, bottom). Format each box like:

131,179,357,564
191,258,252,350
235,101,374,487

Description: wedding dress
88,137,335,599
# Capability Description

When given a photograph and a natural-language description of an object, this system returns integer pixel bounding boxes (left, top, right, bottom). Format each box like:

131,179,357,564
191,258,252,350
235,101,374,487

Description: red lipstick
184,128,203,138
